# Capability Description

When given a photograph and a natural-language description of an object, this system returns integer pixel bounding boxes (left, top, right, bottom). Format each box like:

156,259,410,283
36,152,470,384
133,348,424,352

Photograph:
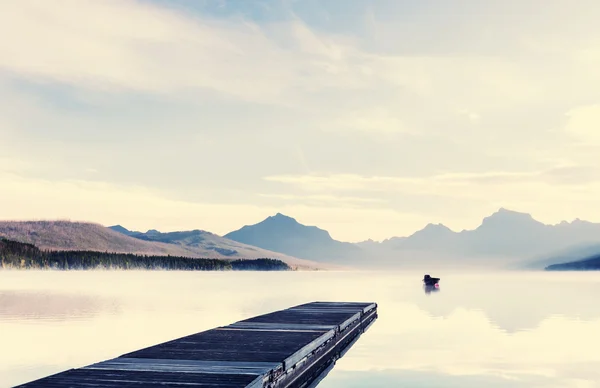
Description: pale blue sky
1,0,600,241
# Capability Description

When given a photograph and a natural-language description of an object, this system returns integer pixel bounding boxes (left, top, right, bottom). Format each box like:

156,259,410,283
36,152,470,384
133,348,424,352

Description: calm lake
1,270,599,388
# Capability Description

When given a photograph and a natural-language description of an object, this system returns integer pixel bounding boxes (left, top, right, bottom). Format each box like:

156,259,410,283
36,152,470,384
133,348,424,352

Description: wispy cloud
0,0,408,106
322,107,412,134
263,167,600,228
265,166,600,190
257,193,386,207
564,104,600,146
1,0,287,101
0,170,424,241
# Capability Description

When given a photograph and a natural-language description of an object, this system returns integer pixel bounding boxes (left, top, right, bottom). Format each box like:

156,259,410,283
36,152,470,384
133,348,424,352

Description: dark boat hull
423,277,440,286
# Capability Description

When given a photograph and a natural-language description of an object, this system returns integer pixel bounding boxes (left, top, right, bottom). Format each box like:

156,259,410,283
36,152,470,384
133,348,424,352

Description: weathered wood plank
223,322,336,331
13,301,378,388
84,359,280,375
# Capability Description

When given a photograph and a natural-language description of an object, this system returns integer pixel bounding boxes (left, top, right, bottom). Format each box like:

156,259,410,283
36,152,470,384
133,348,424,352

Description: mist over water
1,270,599,388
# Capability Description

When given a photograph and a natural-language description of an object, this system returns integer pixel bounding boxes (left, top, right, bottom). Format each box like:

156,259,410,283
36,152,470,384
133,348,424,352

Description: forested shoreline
0,238,290,271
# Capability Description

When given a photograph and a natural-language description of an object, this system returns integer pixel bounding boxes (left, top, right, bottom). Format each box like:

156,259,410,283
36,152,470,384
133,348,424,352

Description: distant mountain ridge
366,208,600,261
108,225,136,236
110,227,240,257
107,225,326,269
224,213,362,263
0,221,323,270
224,208,600,269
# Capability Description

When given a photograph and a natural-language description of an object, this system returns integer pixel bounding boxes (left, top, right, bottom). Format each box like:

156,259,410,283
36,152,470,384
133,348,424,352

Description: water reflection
1,270,599,387
319,369,584,388
423,284,440,295
0,291,119,321
322,302,600,386
411,274,600,333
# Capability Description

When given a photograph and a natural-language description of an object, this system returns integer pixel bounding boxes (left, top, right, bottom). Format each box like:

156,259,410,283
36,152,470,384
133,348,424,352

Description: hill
518,242,600,269
0,238,291,271
107,225,326,270
224,213,363,263
110,226,243,257
545,254,600,271
0,221,322,270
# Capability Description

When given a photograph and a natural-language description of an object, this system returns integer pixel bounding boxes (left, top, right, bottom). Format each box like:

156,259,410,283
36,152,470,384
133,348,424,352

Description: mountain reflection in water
0,291,119,321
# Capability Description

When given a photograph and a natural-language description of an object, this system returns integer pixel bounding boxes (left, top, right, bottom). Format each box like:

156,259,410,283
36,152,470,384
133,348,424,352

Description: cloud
3,0,592,113
266,165,600,191
1,0,472,112
263,168,600,196
257,193,385,206
564,104,600,146
2,0,600,239
0,0,359,104
458,109,481,123
0,171,428,241
263,169,600,229
540,165,600,185
322,107,412,134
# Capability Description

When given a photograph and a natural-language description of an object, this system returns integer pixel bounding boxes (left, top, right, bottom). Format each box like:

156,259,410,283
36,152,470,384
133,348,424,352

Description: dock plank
14,301,377,388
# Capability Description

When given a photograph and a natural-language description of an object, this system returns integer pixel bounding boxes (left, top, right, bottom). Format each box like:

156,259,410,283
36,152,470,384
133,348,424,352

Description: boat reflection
423,284,440,295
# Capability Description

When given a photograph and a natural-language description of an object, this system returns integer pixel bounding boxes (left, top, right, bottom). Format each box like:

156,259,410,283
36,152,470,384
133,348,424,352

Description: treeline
0,238,290,271
229,259,290,270
545,254,600,271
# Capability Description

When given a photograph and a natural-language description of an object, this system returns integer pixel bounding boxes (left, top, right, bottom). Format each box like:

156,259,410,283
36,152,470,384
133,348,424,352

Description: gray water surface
1,270,599,387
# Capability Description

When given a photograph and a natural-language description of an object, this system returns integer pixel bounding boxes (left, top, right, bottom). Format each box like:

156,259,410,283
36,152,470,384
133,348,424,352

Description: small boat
423,274,440,287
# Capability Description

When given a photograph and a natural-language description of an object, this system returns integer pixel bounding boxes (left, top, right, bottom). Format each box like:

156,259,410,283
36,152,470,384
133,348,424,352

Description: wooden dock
14,301,378,388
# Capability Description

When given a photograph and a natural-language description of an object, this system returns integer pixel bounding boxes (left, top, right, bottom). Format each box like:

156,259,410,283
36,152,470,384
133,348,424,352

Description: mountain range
223,213,362,264
2,208,600,270
224,208,600,269
363,208,600,267
0,221,323,270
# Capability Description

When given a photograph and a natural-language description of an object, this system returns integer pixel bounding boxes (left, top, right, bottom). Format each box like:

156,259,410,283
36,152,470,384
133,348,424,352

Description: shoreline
0,238,294,271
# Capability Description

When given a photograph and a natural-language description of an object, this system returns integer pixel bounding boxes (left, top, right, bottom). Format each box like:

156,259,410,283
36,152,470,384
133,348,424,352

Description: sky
1,0,600,242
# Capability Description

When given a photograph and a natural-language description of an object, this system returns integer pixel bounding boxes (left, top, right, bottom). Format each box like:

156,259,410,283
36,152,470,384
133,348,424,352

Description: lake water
1,270,599,388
